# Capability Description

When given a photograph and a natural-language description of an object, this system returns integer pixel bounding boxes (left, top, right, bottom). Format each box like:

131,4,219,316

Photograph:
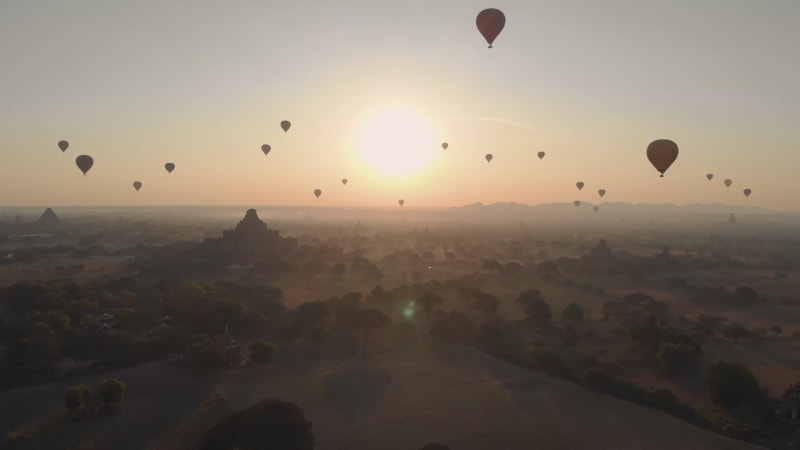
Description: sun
356,106,436,178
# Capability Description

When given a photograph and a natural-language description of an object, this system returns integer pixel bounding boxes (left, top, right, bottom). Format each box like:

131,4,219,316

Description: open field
0,333,764,450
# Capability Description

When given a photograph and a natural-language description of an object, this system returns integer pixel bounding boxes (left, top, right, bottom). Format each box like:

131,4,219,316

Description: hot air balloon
646,139,679,177
165,163,175,174
281,120,291,132
261,144,271,156
574,200,581,207
724,179,732,188
58,140,69,152
398,199,405,207
537,151,545,160
593,205,600,212
743,188,752,197
341,178,348,185
75,155,93,175
576,181,584,191
133,181,142,191
442,143,448,150
476,8,505,48
485,153,493,163
314,189,322,198
598,189,606,198
706,173,714,181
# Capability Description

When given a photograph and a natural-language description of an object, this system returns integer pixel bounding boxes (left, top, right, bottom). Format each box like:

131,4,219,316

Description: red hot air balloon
485,153,493,163
281,120,291,132
261,144,271,156
341,178,348,185
706,173,714,181
398,199,405,206
75,155,93,175
442,142,448,150
314,189,322,198
743,188,752,197
58,140,69,152
476,8,506,48
598,189,606,198
574,200,581,207
133,181,142,191
537,151,545,160
724,179,732,188
646,139,679,177
165,163,175,174
576,181,584,191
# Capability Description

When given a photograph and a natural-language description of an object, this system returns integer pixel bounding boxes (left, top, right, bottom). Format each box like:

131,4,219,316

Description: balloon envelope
442,143,448,150
261,144,271,156
485,153,493,163
281,120,291,132
646,139,679,177
743,188,752,197
165,163,175,173
593,205,600,212
75,155,93,175
574,200,581,207
724,179,732,187
598,189,606,198
314,189,321,198
706,173,714,181
133,181,142,191
476,8,505,48
398,199,405,206
58,140,69,152
537,151,545,160
576,181,584,191
341,178,348,185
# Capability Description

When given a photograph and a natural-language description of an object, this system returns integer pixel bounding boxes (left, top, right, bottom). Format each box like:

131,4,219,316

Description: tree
473,292,499,317
341,309,391,353
705,360,762,408
240,310,267,332
560,303,585,326
97,378,126,409
656,342,700,373
417,293,444,315
721,324,751,344
520,299,551,322
250,339,276,363
199,398,314,450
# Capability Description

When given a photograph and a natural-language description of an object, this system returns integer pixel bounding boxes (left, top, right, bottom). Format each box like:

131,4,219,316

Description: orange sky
1,1,798,210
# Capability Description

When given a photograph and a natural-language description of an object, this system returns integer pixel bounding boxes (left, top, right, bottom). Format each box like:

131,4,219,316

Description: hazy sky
1,1,798,210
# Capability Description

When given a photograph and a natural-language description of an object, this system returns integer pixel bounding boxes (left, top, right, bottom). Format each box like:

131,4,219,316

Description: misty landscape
2,204,800,449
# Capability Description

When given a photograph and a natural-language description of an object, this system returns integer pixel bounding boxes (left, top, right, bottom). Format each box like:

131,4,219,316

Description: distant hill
452,202,774,215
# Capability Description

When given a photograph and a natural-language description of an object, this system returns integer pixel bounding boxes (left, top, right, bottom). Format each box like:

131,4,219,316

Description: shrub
97,378,126,408
584,367,616,392
656,342,700,373
564,349,597,372
705,360,762,408
250,340,276,363
65,385,91,412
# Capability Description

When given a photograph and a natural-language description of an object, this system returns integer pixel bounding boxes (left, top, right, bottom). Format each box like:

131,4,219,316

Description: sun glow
356,106,436,178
